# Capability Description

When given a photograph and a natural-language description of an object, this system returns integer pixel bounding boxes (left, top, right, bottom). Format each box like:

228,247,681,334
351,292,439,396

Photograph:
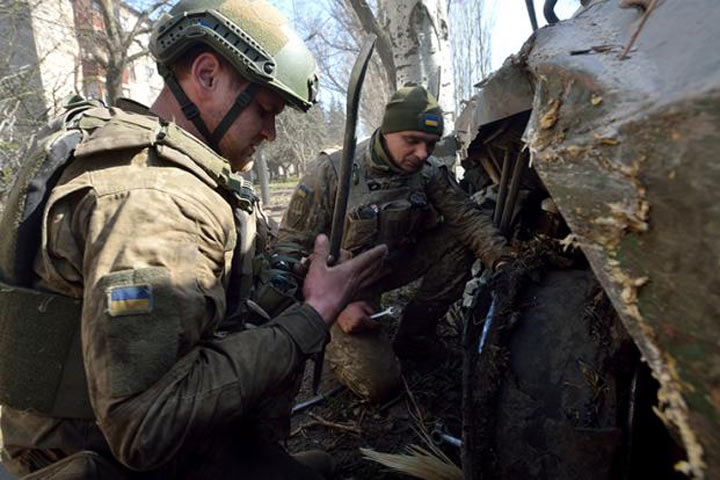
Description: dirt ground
288,290,465,479
262,184,295,225
264,181,466,479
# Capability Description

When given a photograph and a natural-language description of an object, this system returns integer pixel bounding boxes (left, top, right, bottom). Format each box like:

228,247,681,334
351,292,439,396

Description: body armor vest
0,98,259,419
335,139,442,254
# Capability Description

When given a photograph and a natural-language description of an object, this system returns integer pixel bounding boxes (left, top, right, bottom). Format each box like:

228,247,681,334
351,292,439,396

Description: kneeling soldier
279,87,512,403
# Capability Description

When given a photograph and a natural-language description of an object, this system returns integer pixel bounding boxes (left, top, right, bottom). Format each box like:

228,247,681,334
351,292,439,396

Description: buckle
226,174,257,214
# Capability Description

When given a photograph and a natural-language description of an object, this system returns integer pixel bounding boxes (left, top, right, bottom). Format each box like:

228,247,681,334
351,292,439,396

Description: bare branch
122,0,169,52
345,0,397,91
126,48,150,64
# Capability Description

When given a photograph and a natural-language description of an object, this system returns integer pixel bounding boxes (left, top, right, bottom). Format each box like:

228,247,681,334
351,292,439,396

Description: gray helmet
151,0,318,111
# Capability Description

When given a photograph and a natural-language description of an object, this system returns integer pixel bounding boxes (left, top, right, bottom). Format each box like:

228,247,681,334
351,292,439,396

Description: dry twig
360,376,463,479
308,413,362,434
619,0,658,60
291,415,362,437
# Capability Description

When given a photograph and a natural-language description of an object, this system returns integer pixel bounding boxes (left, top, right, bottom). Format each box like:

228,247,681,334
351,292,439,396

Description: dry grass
359,377,463,480
360,445,463,480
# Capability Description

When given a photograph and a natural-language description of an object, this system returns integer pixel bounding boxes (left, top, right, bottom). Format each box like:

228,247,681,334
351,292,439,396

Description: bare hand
337,301,381,334
295,248,353,277
303,235,387,325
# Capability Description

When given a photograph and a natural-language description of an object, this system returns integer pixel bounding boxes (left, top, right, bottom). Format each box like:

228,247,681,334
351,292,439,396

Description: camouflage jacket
0,104,327,475
279,129,508,268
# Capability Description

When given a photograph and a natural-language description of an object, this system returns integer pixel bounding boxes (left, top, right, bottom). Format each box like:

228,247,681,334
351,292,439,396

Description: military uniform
279,130,508,402
0,104,327,479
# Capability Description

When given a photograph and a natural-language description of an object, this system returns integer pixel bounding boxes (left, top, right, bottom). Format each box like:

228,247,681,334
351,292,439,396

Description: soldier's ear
191,52,222,92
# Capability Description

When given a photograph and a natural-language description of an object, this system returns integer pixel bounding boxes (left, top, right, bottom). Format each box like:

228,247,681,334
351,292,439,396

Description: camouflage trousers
1,383,319,480
6,443,324,480
326,225,473,403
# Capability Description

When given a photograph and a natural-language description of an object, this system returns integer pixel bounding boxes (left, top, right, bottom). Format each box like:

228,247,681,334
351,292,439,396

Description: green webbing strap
225,173,258,214
210,83,258,149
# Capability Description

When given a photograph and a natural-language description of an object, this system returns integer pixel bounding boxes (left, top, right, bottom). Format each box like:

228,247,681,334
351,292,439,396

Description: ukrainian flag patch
108,284,153,317
424,114,441,128
296,184,312,198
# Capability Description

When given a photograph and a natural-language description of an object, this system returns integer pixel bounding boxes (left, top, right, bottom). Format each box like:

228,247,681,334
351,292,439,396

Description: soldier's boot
292,450,336,479
392,301,450,367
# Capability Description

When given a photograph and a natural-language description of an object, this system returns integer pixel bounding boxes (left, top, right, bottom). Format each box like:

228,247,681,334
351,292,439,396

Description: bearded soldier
279,86,512,403
0,0,386,478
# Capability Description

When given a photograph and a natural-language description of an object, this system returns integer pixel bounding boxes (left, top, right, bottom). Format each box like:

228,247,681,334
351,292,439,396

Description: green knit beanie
380,86,444,136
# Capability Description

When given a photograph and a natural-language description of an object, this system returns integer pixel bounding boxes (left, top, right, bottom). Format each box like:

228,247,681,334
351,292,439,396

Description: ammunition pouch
342,213,378,253
343,195,439,253
0,282,93,419
377,200,416,249
335,142,442,254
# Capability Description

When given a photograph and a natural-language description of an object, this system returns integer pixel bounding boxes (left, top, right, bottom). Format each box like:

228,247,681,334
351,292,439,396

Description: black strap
163,70,258,155
210,83,258,148
164,73,216,150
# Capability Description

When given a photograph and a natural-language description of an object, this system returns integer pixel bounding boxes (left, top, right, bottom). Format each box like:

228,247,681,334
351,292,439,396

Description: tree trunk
386,0,455,131
347,0,396,91
105,64,122,105
254,151,270,206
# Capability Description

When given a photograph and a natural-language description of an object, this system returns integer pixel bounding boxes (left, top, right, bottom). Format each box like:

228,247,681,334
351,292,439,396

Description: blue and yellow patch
296,184,312,198
108,285,153,317
424,114,441,128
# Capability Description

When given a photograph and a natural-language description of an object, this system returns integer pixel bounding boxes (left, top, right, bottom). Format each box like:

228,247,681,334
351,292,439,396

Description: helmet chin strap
161,67,257,155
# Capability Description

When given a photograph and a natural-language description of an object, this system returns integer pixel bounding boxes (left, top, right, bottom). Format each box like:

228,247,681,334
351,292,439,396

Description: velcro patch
107,285,153,316
287,185,313,229
96,267,178,397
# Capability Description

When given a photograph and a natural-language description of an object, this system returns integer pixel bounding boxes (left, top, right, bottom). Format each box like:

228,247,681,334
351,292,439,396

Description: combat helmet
150,0,319,152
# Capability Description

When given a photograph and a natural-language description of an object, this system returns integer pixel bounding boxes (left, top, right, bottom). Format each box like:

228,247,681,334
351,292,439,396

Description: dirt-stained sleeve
41,160,327,471
277,153,338,256
424,160,510,268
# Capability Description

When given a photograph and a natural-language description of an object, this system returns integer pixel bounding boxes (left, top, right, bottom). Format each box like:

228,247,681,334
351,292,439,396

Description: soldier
279,86,512,403
0,0,386,478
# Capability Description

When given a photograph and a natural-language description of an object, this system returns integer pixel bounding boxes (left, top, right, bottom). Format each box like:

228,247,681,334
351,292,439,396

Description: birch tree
449,0,493,110
295,0,391,130
341,0,455,133
388,0,454,127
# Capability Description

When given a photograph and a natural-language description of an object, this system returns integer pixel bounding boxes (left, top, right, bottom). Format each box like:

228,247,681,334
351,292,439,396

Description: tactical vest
0,98,261,419
335,139,442,254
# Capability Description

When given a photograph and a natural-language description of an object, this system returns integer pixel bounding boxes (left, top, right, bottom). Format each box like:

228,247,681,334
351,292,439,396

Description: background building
0,0,162,121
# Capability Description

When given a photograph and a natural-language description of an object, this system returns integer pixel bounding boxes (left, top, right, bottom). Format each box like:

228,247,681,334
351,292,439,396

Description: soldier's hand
337,301,380,334
296,248,353,277
303,235,387,325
